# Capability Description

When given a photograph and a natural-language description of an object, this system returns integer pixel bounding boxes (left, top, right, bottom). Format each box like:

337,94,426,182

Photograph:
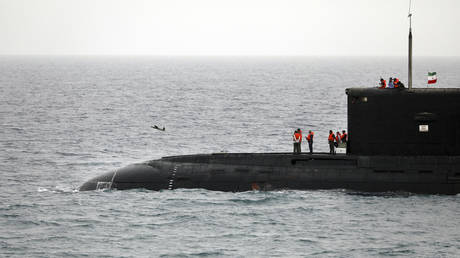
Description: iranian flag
428,72,437,84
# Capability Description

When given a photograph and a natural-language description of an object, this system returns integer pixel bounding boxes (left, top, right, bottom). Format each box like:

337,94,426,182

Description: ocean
1,56,460,257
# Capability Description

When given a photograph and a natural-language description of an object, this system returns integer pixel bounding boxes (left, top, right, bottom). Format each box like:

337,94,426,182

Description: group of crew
292,129,347,155
378,77,405,89
328,130,347,155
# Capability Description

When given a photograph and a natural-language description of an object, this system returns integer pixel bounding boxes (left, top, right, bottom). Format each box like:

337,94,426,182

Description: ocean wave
2,57,460,257
37,186,79,193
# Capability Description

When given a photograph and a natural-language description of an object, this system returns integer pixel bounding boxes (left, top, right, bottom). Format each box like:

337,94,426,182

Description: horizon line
1,54,459,58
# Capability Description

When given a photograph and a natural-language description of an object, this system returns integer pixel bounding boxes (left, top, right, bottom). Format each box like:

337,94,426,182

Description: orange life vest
394,78,399,88
336,133,341,142
294,132,302,143
328,133,335,142
341,133,347,141
306,132,314,141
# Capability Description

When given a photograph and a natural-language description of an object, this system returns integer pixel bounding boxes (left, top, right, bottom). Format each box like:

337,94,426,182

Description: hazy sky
1,0,459,56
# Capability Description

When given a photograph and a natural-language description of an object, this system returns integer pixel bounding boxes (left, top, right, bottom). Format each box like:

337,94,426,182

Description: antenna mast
408,0,413,89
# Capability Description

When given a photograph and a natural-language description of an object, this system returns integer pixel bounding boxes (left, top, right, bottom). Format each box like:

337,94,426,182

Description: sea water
1,56,460,257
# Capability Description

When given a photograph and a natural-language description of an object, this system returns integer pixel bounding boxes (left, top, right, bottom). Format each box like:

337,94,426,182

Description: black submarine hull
79,153,460,194
80,88,460,195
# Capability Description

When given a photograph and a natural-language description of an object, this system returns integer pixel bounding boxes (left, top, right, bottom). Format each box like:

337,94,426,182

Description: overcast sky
0,0,459,56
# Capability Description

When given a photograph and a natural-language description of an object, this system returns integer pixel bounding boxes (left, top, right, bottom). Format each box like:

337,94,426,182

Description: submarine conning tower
346,88,460,156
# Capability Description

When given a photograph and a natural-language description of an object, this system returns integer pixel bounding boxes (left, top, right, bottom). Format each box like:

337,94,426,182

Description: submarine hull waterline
80,88,460,195
79,153,460,194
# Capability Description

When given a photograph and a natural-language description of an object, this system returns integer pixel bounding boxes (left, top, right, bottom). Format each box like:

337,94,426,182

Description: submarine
79,87,460,194
80,12,460,195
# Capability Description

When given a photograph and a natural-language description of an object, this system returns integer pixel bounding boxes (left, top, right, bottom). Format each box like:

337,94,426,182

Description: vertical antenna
408,0,413,89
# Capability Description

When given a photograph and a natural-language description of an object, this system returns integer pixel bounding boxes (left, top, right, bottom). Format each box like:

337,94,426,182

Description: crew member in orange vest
378,78,387,89
328,130,336,154
395,78,405,88
341,130,347,144
298,129,303,153
293,129,302,154
336,131,341,146
306,130,314,154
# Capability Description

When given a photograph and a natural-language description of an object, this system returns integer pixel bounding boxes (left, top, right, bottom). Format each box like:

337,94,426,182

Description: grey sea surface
1,56,460,257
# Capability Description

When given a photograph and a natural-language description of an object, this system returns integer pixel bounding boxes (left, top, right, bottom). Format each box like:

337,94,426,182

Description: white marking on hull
168,164,179,190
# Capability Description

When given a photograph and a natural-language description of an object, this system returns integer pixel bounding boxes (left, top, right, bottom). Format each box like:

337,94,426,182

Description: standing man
298,129,302,153
306,130,314,154
336,131,341,146
379,78,387,89
293,129,302,154
341,130,347,144
388,77,394,88
328,130,336,155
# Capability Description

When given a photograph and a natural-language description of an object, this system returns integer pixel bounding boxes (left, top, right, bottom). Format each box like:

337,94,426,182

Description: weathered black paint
347,88,460,156
79,153,460,194
80,88,460,194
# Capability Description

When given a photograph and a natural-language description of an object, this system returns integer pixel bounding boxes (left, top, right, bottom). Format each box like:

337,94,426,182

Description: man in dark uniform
306,130,314,154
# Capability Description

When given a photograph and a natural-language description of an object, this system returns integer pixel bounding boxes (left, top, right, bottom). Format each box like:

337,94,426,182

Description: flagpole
408,0,413,90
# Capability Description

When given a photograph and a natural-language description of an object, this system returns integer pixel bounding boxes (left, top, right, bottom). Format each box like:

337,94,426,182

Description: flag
428,72,437,84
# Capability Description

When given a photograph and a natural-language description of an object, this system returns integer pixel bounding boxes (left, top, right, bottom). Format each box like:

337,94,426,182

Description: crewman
298,129,303,153
388,77,394,88
293,129,302,154
341,130,347,144
328,130,336,155
306,130,314,154
394,78,405,88
336,131,341,145
379,78,387,89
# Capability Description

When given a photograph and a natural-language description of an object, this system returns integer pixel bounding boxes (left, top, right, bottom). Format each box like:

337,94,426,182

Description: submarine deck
159,152,355,165
145,152,460,194
155,152,460,171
